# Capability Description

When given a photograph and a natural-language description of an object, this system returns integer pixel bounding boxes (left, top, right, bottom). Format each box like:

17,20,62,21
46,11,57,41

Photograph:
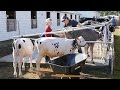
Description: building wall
16,11,32,35
0,11,80,41
0,11,19,41
79,11,100,18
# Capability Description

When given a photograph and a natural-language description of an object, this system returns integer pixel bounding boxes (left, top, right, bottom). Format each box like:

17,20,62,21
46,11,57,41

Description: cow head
76,36,86,47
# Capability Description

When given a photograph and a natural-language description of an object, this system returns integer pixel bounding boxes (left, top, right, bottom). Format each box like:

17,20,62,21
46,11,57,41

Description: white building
0,11,80,41
78,11,100,18
0,11,100,41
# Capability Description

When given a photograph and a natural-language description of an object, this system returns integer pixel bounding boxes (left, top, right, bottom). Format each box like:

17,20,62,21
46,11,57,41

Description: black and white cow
12,38,35,77
35,36,86,70
79,17,109,24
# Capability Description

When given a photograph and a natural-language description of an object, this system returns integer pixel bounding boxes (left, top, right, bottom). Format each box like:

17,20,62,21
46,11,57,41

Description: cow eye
23,40,25,42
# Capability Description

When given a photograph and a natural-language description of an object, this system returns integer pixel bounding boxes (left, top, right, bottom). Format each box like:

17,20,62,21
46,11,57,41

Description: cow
64,27,103,64
12,38,35,77
68,20,112,64
35,36,86,70
79,17,109,24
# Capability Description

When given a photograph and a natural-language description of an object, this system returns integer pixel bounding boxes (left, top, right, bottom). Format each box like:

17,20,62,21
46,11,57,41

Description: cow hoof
22,67,25,71
14,75,17,78
19,73,22,76
32,67,35,69
13,73,17,78
30,67,35,71
91,61,95,64
85,61,88,63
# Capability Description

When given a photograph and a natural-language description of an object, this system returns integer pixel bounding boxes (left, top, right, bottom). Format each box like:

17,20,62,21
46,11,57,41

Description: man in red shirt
45,18,53,37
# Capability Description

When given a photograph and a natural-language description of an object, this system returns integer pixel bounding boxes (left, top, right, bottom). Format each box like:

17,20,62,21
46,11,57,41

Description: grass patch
113,26,120,78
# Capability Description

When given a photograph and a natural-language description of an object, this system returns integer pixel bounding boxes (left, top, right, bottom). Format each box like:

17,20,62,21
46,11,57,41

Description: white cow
12,38,35,77
35,36,86,70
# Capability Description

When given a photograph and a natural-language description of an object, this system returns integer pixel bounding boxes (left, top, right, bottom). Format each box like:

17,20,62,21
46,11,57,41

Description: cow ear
75,37,79,40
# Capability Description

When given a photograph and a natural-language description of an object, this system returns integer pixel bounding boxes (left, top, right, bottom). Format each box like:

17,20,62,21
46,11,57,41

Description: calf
12,38,35,77
35,36,86,70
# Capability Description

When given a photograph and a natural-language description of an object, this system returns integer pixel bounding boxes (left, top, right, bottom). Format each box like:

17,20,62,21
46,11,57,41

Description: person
44,18,53,62
45,18,53,37
61,16,82,53
108,16,116,32
111,16,116,28
61,16,79,27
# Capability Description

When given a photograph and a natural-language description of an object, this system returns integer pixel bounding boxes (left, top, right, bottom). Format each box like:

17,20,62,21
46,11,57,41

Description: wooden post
110,33,114,75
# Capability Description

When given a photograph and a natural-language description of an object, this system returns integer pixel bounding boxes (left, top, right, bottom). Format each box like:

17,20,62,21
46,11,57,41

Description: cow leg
85,44,90,63
18,56,23,76
36,55,42,70
29,55,33,70
90,44,94,64
84,44,89,57
13,52,17,77
22,58,25,70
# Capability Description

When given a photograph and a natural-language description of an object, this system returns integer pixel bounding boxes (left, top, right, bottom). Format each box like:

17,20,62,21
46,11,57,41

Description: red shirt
45,25,52,37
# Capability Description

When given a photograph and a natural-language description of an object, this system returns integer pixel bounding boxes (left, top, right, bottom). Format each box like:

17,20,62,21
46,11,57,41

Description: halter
72,39,78,50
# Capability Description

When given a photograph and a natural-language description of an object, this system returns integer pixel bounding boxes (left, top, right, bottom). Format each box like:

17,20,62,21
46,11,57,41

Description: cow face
76,36,86,47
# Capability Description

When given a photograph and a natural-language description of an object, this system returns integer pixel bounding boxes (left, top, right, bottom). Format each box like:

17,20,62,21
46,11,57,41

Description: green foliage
113,27,120,78
98,11,120,16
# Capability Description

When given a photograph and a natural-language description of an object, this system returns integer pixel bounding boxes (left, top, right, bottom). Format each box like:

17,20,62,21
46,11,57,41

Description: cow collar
72,39,78,50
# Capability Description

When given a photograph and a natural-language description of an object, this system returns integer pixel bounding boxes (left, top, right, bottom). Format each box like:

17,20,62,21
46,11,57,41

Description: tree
98,11,120,16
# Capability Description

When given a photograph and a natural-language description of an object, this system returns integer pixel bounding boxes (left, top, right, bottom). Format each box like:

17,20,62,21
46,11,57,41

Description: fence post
110,33,114,75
